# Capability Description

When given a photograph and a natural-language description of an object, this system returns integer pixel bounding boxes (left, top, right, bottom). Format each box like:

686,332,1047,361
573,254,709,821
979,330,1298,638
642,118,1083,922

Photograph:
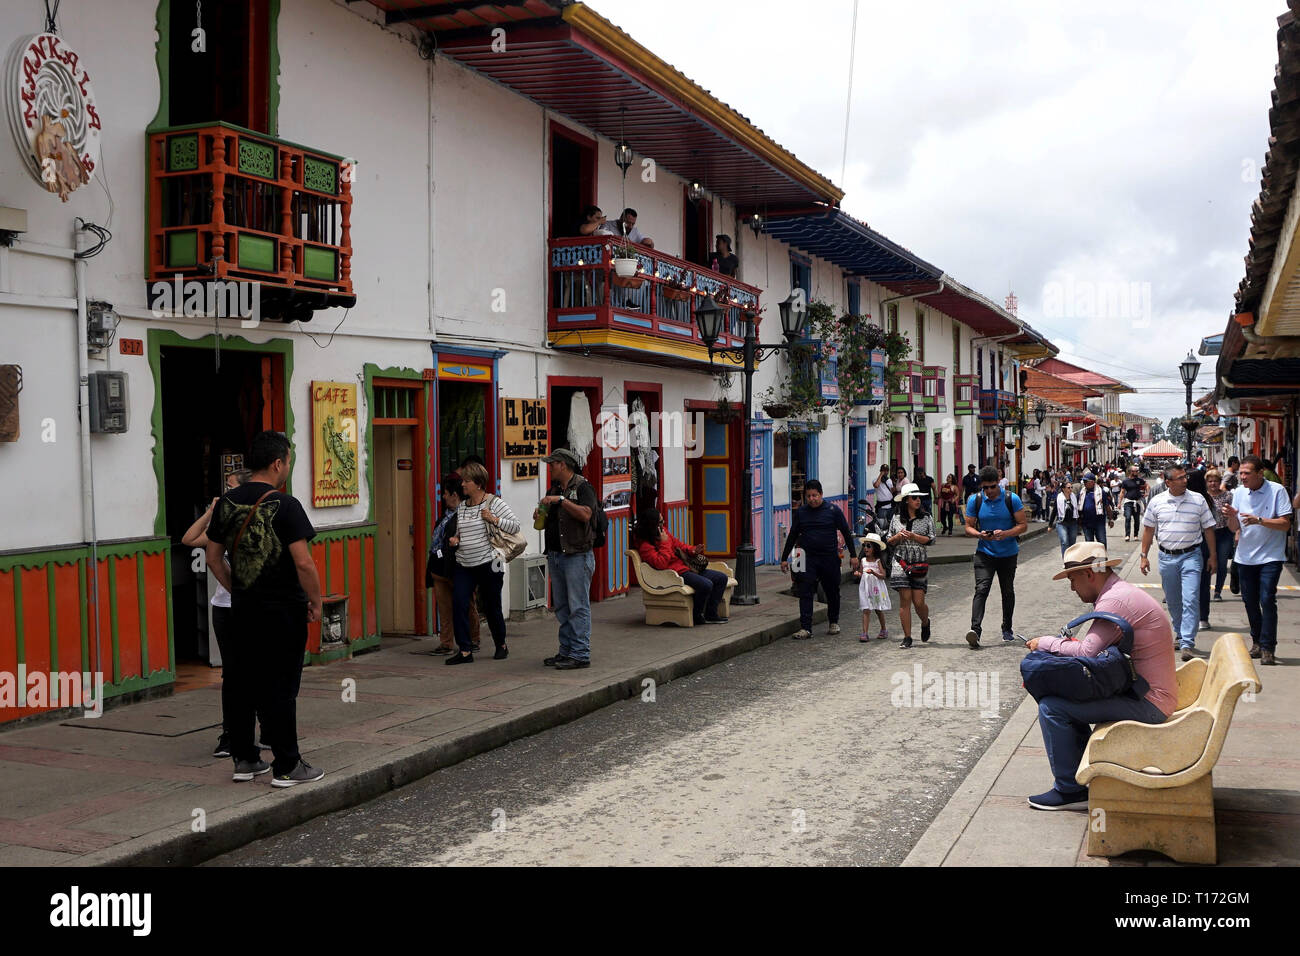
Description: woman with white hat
853,532,891,642
888,483,936,648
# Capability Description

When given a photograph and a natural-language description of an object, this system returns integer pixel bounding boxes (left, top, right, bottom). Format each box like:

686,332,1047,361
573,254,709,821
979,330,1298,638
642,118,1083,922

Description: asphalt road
212,531,1095,866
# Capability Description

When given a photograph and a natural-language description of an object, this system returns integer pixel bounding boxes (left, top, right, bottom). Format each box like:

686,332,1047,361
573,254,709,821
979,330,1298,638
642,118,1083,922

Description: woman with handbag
888,482,936,648
634,508,730,625
446,462,520,664
425,474,481,655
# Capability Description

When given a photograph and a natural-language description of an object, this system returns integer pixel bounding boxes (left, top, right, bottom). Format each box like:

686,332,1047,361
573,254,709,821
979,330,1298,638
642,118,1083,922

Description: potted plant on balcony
662,275,692,302
612,243,639,279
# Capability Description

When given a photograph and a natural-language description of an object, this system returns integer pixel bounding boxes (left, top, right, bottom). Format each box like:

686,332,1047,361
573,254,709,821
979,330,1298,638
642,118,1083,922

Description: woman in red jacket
635,508,729,625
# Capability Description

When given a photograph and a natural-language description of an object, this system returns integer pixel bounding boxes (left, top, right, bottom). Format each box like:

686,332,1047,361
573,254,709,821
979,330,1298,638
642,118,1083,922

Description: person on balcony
710,234,738,277
612,207,654,248
577,205,612,237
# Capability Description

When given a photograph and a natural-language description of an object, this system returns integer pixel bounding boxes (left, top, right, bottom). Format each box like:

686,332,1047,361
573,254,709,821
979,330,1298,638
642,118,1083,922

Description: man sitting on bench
1023,542,1178,810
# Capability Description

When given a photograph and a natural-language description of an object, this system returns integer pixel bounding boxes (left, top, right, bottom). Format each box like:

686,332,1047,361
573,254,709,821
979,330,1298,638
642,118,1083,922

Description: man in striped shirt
1139,464,1217,659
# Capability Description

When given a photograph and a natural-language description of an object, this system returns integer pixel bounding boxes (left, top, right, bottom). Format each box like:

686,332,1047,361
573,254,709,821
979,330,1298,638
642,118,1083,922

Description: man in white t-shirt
1140,463,1217,660
1222,455,1292,665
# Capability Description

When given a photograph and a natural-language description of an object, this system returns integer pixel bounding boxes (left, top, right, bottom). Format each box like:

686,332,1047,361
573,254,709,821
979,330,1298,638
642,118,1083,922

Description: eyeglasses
1167,475,1188,482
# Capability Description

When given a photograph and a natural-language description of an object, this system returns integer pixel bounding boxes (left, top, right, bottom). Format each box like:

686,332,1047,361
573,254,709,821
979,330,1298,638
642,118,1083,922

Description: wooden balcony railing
888,360,923,413
148,122,354,312
978,388,1017,422
953,373,979,415
921,366,947,413
547,236,761,368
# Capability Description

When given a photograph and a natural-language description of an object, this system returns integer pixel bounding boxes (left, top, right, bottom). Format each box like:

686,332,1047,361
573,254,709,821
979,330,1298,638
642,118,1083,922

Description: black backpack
573,476,608,548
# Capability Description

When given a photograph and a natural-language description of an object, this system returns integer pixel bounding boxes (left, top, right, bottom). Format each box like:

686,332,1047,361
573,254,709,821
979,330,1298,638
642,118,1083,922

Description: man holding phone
1221,455,1291,665
964,465,1029,648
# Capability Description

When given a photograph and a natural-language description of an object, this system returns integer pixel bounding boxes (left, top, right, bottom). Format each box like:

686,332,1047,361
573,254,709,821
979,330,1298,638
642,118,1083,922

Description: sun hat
1052,541,1123,581
860,532,886,551
894,481,929,501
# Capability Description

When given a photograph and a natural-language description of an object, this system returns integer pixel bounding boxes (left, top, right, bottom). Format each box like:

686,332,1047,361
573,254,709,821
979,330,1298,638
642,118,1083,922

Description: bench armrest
1077,707,1215,785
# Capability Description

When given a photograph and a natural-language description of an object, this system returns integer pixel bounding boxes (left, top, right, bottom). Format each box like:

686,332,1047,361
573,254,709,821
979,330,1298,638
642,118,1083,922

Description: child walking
853,533,891,642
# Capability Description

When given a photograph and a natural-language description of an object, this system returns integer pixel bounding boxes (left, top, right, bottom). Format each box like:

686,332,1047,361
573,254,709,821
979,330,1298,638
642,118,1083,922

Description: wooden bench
1075,633,1262,864
624,549,737,627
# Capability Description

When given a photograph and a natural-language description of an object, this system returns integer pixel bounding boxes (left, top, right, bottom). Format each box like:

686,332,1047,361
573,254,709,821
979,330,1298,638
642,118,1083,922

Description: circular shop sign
6,32,102,201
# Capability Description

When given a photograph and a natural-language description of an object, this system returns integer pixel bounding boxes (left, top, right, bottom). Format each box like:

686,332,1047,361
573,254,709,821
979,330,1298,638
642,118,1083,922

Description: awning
363,1,843,210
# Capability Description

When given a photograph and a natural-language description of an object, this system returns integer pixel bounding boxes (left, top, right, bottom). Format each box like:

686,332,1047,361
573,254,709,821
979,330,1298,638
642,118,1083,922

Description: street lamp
998,400,1027,490
1034,402,1046,428
696,291,809,605
1179,350,1201,465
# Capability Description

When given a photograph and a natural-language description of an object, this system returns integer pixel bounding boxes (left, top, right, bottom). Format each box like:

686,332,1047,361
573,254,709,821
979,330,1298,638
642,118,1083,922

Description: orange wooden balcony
547,237,762,369
147,123,355,319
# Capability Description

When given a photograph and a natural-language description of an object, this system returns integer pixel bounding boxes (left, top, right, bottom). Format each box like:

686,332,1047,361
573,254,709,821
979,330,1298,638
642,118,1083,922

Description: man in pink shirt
1024,542,1177,810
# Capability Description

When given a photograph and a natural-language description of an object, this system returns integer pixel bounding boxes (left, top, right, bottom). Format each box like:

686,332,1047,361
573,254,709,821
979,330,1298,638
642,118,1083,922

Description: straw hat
859,532,886,552
894,481,929,501
1052,541,1123,580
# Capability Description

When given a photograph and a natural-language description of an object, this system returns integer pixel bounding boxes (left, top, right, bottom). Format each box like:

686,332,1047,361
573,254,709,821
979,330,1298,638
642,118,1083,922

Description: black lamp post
1179,350,1201,465
695,292,809,605
998,399,1027,490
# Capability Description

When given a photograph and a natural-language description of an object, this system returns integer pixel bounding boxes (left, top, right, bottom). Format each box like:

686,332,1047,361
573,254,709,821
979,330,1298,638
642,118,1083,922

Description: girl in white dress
853,533,891,642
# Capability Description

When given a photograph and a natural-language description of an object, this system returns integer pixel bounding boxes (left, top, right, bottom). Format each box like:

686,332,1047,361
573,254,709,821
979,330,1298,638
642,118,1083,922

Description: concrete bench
625,549,737,627
1076,633,1262,864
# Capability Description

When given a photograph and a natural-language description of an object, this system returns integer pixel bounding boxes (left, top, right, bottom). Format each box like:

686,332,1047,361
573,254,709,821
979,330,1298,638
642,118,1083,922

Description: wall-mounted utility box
0,365,21,441
89,370,129,433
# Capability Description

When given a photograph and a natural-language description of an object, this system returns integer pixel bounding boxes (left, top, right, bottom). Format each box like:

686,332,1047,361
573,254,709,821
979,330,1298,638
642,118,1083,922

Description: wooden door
689,415,738,557
375,425,415,634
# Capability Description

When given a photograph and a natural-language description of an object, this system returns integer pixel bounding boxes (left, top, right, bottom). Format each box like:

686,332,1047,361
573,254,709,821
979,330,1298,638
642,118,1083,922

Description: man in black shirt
961,464,980,500
1119,465,1147,542
207,431,324,788
780,479,853,640
913,465,936,515
710,234,739,277
537,448,599,670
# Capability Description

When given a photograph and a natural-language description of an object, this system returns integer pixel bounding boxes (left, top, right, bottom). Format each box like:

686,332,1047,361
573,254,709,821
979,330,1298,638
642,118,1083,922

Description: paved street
212,532,1089,866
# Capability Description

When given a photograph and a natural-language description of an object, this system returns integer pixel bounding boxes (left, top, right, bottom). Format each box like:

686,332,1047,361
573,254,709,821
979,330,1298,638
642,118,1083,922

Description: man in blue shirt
781,479,853,640
963,465,1029,648
1222,454,1293,666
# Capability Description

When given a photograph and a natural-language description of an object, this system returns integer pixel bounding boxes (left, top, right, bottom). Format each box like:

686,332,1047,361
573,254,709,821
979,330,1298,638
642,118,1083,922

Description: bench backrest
1179,634,1262,777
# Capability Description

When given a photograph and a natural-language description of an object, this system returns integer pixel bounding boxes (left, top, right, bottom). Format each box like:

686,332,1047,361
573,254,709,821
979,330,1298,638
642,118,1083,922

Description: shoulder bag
1019,611,1150,703
484,495,528,562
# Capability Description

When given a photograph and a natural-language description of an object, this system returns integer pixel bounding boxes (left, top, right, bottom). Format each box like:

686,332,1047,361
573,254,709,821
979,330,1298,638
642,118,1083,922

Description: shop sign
312,381,359,507
500,397,548,460
7,33,102,202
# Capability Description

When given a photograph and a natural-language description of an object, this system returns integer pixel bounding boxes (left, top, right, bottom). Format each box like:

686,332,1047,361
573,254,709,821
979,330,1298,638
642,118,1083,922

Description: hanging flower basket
763,402,791,420
662,286,692,302
1028,442,1042,451
612,257,639,277
611,274,645,289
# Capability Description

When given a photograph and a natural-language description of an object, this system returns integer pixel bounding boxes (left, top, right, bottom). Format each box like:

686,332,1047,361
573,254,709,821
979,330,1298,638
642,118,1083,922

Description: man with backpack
536,448,601,670
1022,542,1177,810
963,465,1028,648
206,431,325,788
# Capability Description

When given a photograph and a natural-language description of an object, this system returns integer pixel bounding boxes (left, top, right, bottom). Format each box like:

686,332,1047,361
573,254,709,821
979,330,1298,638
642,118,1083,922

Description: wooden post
279,148,295,280
209,132,227,277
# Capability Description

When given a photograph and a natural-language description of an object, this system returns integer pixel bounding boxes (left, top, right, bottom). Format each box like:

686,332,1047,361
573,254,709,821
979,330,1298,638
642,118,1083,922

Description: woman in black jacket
426,475,479,654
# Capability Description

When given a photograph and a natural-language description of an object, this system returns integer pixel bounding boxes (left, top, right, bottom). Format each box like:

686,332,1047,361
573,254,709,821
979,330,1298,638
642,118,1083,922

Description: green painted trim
312,524,377,543
0,537,169,572
342,535,350,603
360,530,370,637
108,560,121,685
237,139,276,178
267,0,281,137
237,233,276,272
104,669,175,698
148,329,295,537
349,633,382,653
47,565,58,674
303,246,337,281
167,231,197,267
78,559,88,673
168,133,199,171
151,122,345,162
362,364,423,526
13,570,24,666
308,644,352,665
136,553,150,676
149,0,282,136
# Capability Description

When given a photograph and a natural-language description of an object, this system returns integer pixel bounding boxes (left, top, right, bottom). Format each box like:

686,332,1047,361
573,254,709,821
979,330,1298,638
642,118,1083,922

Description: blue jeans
1238,560,1283,651
1055,520,1077,556
1038,695,1166,794
1123,500,1143,538
1080,515,1107,547
1211,531,1234,595
1158,548,1201,648
548,550,595,661
681,568,730,620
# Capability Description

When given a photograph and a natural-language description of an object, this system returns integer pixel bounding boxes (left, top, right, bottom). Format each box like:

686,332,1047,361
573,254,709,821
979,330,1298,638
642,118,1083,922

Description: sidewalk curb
70,603,832,867
901,544,1145,866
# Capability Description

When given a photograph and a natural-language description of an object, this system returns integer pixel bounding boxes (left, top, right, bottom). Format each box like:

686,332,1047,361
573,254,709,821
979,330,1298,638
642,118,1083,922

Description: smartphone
1012,631,1031,645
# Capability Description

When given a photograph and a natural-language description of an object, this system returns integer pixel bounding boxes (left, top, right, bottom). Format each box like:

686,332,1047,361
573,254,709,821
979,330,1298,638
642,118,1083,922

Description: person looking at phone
963,465,1028,648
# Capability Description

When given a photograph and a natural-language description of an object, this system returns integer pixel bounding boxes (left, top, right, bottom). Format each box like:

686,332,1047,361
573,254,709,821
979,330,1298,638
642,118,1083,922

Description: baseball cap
541,448,582,468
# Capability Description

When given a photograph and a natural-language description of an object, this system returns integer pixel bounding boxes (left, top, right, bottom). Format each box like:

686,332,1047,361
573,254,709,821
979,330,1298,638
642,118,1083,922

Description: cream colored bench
1076,633,1262,864
625,549,737,627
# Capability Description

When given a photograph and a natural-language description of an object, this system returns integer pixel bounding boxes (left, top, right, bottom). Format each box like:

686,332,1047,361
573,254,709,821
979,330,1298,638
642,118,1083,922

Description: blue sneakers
1028,788,1089,811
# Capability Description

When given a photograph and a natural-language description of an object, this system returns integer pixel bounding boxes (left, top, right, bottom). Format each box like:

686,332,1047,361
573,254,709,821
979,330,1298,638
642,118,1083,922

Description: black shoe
544,654,571,666
553,657,590,670
213,735,231,759
445,652,474,665
965,629,980,649
472,641,481,652
430,646,454,655
703,615,725,624
693,615,707,626
920,621,931,643
899,636,913,648
493,645,509,660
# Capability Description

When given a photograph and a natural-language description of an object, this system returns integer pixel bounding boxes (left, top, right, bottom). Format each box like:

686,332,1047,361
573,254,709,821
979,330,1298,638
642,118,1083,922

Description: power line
839,0,859,188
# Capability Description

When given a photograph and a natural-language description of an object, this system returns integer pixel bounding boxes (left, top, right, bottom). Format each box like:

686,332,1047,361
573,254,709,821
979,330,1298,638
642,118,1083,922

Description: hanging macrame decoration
192,0,207,52
628,398,656,486
567,392,594,463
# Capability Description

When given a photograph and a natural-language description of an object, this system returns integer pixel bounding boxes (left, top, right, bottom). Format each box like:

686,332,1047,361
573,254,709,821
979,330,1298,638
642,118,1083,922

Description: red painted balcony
953,373,979,415
547,237,762,370
147,123,355,320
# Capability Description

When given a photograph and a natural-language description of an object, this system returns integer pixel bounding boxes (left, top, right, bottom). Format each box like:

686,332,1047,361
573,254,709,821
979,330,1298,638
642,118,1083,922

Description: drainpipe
73,222,102,685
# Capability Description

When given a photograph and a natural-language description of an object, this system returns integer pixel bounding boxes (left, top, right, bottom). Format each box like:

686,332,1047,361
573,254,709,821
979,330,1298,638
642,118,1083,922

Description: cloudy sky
592,0,1282,421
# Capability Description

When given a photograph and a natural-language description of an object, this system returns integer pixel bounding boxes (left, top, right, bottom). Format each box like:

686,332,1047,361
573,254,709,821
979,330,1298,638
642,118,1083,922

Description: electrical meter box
89,370,129,433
